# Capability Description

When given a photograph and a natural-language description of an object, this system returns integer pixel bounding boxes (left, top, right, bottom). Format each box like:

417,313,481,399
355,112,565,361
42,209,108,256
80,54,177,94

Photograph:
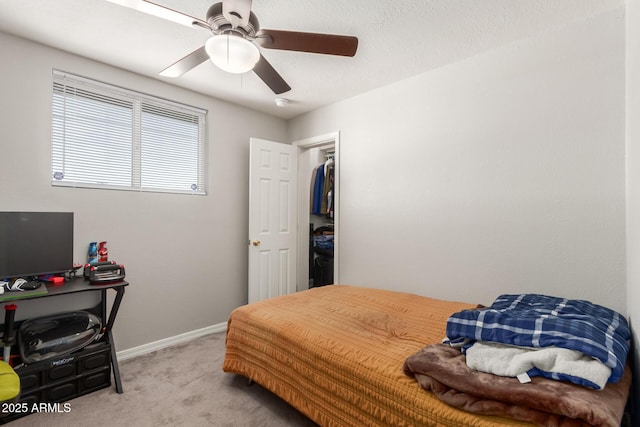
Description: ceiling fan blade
256,29,358,57
222,0,253,28
105,0,210,29
253,54,291,94
159,46,210,78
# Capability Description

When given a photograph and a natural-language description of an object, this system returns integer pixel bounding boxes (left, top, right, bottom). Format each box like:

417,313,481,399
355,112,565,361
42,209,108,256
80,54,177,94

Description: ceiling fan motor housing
206,2,260,38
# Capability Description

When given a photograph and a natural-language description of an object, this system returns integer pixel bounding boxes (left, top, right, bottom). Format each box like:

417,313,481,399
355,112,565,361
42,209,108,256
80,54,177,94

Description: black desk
1,277,127,394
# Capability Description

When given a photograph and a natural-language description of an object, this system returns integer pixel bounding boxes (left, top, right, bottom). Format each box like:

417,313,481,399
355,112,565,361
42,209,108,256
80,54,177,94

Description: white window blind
52,70,207,195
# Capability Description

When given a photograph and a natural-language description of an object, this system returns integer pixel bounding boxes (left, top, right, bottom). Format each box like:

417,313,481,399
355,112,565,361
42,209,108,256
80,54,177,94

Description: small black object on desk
3,278,42,292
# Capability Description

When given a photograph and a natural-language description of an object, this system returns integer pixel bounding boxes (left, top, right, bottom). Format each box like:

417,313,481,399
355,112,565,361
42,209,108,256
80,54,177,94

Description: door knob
251,240,261,246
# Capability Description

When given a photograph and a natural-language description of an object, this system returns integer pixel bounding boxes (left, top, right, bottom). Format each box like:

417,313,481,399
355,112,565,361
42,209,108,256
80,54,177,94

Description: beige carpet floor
7,332,317,426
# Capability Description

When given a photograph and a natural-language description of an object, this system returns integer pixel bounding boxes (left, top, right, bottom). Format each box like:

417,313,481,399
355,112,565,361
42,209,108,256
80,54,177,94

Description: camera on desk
83,261,126,284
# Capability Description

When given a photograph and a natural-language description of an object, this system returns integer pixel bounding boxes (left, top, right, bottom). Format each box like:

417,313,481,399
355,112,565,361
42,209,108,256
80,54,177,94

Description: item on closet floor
313,256,333,287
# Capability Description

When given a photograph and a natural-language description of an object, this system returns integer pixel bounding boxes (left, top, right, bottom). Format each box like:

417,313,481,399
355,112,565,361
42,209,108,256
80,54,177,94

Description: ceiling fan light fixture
205,34,260,74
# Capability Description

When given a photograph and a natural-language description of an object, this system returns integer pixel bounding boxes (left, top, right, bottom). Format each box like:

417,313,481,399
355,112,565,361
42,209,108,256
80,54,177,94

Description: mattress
223,285,532,426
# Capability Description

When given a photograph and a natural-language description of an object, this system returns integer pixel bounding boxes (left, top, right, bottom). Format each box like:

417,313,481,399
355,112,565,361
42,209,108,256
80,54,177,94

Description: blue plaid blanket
446,294,630,384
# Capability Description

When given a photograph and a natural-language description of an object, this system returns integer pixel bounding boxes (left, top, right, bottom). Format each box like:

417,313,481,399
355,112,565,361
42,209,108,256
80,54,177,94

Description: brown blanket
403,344,631,427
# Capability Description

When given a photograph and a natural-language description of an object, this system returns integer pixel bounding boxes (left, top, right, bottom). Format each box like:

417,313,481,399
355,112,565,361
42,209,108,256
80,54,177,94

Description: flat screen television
0,212,74,280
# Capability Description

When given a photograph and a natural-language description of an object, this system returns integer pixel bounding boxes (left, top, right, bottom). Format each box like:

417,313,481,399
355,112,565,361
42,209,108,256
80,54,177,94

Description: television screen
0,212,74,280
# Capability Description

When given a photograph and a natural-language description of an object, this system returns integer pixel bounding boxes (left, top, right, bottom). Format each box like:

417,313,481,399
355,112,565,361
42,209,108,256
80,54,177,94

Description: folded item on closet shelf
314,235,334,250
465,341,612,390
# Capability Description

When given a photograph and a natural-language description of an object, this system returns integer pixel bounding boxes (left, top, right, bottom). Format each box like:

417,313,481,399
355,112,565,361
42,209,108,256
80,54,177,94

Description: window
52,70,207,195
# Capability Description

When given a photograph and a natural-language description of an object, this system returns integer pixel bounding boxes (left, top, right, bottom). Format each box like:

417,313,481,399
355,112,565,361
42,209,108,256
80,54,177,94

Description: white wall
626,0,640,422
0,32,288,351
289,9,627,314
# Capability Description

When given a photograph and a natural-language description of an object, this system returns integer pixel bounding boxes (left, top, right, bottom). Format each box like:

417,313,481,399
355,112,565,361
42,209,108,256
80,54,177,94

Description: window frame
51,70,208,195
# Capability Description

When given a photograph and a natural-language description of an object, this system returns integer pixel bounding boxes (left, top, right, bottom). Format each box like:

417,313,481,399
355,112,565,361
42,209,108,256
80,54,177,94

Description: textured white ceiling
0,0,624,119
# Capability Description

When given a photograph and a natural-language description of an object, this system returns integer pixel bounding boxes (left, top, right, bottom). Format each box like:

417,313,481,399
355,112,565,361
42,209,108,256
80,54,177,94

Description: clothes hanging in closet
323,163,334,218
310,158,334,218
311,164,324,215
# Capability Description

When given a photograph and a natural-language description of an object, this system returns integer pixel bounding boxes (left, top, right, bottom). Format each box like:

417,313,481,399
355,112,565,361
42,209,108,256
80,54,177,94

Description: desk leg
104,287,126,394
109,328,124,394
106,287,125,332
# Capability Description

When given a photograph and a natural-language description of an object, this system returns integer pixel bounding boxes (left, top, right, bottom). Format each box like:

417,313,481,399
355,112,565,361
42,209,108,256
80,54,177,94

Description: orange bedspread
223,285,533,426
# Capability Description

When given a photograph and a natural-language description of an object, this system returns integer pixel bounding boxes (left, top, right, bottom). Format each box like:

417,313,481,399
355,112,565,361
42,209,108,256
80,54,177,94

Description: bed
223,285,631,426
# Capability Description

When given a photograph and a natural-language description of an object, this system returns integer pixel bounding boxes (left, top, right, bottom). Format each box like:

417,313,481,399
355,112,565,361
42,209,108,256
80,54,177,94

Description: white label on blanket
517,373,531,384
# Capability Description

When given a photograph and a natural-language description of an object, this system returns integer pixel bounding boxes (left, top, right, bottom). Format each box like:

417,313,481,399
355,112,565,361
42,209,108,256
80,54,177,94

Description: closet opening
309,150,335,288
294,132,340,292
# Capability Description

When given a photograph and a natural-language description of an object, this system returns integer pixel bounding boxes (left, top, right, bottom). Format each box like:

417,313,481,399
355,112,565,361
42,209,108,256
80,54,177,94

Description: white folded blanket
465,341,611,390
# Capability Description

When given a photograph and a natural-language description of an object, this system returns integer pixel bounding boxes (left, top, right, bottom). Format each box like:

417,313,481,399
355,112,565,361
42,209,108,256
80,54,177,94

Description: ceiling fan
106,0,359,94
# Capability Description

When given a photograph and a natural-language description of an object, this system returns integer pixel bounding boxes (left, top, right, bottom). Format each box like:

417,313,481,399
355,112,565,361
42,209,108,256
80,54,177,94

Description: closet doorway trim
293,131,340,291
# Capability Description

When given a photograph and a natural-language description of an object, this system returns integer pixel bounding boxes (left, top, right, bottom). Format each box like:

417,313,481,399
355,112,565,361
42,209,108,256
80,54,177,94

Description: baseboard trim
116,322,228,361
